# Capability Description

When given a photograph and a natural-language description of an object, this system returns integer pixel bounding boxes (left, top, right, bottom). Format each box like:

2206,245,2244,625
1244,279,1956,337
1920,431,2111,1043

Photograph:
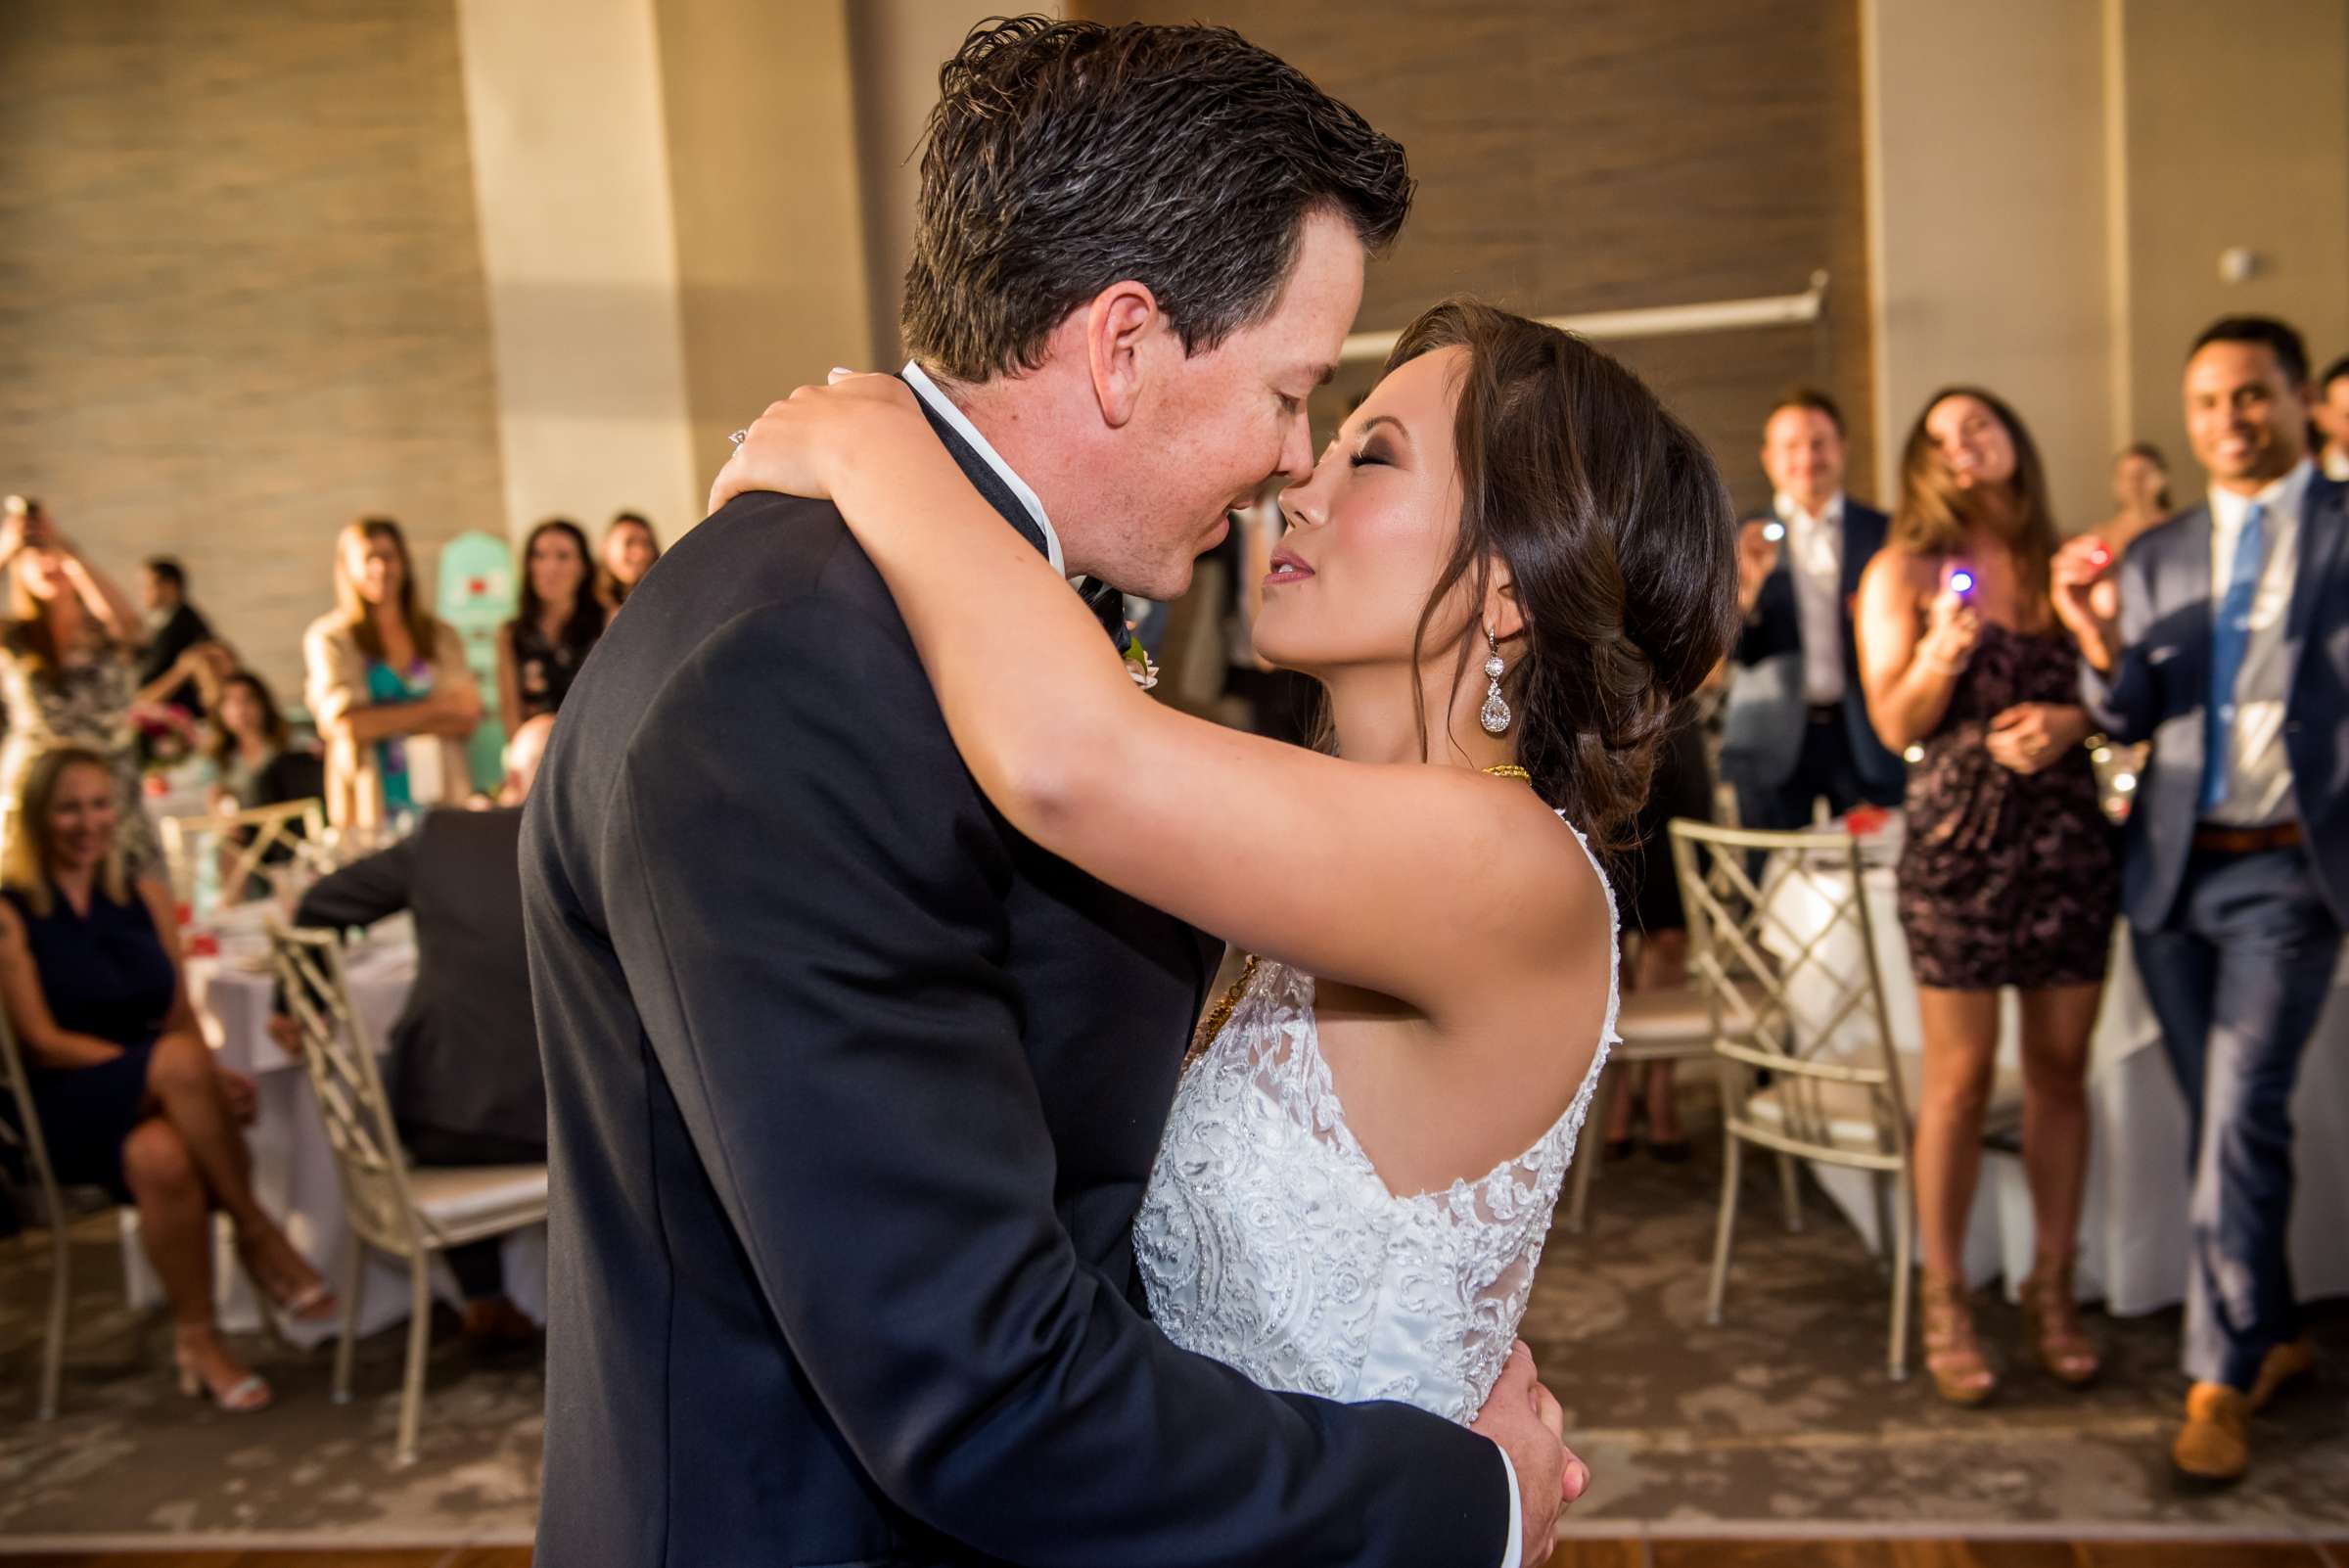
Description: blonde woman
0,746,333,1409
0,496,158,873
301,518,481,830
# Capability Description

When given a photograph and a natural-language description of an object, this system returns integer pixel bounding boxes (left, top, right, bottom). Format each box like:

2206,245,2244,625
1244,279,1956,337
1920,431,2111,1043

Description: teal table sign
437,530,517,793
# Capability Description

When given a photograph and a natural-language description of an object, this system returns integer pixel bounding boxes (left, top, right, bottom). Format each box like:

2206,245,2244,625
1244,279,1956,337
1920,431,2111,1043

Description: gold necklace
1483,763,1532,782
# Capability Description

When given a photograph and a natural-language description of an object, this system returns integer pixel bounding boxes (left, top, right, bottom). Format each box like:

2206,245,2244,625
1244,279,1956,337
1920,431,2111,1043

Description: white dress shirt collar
1773,489,1845,536
2210,457,2313,543
902,360,1067,578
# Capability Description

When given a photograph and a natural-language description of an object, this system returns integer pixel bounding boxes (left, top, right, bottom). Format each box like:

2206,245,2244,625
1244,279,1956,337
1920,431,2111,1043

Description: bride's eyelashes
1350,440,1395,469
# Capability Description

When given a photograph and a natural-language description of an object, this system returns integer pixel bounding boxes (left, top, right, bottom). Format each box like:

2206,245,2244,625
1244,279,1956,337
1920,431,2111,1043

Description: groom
524,17,1577,1568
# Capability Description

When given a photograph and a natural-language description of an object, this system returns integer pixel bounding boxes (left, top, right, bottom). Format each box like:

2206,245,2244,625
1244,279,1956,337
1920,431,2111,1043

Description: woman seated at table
1856,389,2116,1407
0,745,336,1411
207,669,326,815
302,518,482,834
205,669,328,901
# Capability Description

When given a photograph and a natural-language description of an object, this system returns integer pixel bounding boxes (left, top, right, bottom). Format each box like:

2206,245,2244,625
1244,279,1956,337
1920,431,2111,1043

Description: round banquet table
1757,851,2349,1342
119,930,547,1346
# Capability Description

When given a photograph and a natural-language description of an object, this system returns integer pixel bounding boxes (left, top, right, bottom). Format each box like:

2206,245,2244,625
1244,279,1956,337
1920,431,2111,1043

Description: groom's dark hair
902,17,1412,383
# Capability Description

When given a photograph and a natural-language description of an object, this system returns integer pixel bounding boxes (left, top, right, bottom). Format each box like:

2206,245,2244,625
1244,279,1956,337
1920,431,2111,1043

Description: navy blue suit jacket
2081,473,2349,930
521,405,1509,1567
1720,498,1906,801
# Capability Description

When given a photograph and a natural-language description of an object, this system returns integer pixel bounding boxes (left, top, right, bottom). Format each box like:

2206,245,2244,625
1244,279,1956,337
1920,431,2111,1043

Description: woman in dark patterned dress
1855,389,2117,1407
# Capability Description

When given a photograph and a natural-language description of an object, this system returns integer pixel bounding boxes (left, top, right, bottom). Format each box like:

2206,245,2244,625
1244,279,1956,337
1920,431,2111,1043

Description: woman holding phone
1854,389,2116,1409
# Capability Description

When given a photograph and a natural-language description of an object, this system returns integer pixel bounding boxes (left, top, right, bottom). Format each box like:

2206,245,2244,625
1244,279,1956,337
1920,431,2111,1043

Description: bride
713,298,1737,1429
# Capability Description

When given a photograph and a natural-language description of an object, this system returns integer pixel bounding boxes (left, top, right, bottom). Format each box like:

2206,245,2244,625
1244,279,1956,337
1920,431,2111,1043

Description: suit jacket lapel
2288,478,2348,652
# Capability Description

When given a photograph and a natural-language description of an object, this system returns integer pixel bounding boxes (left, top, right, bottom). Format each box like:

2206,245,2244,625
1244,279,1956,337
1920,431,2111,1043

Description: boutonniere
1124,640,1160,691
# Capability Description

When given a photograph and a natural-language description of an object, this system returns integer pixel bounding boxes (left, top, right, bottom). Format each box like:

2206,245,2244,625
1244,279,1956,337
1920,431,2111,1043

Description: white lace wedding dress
1133,814,1618,1424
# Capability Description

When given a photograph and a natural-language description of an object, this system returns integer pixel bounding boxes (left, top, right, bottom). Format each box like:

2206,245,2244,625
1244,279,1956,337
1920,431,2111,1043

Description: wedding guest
1599,700,1714,1161
1855,388,2114,1408
207,670,325,813
2094,443,2175,558
302,518,481,832
132,558,214,714
598,511,661,610
0,746,334,1410
0,495,161,874
295,715,554,1346
2316,355,2349,483
496,519,605,727
1721,390,1906,829
2055,316,2345,1484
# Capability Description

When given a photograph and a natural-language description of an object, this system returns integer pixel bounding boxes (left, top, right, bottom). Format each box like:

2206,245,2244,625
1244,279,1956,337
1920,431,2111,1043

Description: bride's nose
1277,474,1330,530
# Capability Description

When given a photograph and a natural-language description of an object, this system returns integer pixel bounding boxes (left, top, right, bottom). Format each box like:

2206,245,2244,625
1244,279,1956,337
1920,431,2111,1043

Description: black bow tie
1077,576,1133,656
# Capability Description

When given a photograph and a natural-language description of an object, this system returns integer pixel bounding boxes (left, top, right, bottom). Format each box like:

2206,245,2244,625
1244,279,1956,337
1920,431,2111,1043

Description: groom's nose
1273,405,1316,486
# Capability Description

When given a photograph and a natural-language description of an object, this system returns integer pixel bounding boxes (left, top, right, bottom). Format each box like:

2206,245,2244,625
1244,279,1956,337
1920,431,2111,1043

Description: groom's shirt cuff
1496,1448,1524,1568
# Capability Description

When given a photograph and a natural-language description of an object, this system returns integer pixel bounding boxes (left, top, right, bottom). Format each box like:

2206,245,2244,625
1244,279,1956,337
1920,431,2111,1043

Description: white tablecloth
1761,860,2349,1319
122,937,547,1345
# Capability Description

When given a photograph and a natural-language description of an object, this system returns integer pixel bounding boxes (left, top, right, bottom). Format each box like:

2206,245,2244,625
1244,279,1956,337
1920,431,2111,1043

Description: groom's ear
1083,281,1162,431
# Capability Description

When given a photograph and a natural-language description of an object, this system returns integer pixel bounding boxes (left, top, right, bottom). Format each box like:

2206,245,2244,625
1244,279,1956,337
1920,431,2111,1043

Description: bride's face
1251,346,1472,675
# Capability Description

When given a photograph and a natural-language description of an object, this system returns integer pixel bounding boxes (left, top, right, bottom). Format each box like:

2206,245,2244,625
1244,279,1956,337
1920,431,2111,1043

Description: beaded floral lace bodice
1134,814,1618,1424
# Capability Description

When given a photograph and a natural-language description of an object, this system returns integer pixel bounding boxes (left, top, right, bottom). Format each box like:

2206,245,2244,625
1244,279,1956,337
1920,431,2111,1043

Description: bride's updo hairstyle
1388,300,1739,849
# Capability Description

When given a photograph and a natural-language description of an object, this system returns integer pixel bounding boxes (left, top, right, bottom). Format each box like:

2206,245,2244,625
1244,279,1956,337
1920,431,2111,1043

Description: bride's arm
712,379,1600,1019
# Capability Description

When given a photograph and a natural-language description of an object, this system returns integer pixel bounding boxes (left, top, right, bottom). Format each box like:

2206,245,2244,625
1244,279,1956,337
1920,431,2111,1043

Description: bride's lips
1266,545,1314,585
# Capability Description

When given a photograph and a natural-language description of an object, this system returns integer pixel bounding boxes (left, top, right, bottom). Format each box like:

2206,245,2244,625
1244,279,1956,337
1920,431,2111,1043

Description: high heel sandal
236,1229,338,1324
174,1330,272,1413
1920,1271,1999,1407
2019,1257,2101,1387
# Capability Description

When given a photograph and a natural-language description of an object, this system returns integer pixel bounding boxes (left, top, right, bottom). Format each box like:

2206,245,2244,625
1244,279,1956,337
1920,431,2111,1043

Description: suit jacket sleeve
295,838,416,931
610,594,1510,1568
2080,540,2161,743
1733,572,1799,667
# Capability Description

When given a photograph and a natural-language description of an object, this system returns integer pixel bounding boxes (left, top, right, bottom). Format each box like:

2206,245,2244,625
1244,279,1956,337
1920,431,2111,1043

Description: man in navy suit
2057,315,2348,1486
522,18,1572,1567
1721,389,1906,828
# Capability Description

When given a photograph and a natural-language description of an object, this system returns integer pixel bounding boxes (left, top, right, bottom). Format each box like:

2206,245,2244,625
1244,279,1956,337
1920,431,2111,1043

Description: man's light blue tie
2199,499,2268,814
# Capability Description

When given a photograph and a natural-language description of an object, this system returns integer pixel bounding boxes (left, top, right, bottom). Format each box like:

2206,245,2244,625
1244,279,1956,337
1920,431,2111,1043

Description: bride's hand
707,370,926,516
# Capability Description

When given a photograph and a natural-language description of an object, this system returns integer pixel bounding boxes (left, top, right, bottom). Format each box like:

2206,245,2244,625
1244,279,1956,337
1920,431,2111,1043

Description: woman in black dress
0,746,335,1410
496,518,606,730
1856,389,2116,1407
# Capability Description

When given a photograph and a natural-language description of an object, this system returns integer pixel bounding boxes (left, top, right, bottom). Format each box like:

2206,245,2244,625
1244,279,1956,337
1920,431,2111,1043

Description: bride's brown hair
1380,300,1739,850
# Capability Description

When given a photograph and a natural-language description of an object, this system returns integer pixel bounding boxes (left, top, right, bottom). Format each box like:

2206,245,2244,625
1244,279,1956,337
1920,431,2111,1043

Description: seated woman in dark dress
0,745,334,1410
207,669,327,814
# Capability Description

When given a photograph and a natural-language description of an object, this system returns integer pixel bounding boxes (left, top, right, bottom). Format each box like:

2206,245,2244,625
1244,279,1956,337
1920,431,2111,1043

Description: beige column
454,0,701,543
655,0,880,481
1862,0,2117,530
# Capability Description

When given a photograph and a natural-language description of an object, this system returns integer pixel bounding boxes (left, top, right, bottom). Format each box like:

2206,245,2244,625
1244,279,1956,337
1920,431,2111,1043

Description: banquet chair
161,798,328,909
0,1003,128,1419
1670,818,1915,1379
267,918,547,1466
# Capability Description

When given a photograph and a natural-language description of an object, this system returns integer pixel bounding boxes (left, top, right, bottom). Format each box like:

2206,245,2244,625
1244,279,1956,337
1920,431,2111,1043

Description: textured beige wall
1863,0,2115,530
2113,0,2349,508
453,0,701,546
0,1,505,705
656,0,877,495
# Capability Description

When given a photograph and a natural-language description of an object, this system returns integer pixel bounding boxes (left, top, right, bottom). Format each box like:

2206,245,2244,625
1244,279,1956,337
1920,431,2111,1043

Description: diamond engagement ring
727,429,751,447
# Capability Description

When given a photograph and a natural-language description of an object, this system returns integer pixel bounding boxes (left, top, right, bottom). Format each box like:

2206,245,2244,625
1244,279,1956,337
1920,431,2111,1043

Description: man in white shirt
2315,354,2349,483
1720,390,1906,828
2058,315,2349,1487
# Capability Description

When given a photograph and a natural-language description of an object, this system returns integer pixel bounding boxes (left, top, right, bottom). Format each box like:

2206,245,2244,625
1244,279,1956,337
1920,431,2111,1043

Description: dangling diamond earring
1479,626,1512,735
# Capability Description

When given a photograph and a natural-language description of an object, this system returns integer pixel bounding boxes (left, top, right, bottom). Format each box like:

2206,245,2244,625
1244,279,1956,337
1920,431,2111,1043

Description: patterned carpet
2,1089,2343,1544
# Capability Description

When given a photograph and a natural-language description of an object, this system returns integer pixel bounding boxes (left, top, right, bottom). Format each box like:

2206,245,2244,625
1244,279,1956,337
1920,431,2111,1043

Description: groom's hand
1470,1340,1589,1564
